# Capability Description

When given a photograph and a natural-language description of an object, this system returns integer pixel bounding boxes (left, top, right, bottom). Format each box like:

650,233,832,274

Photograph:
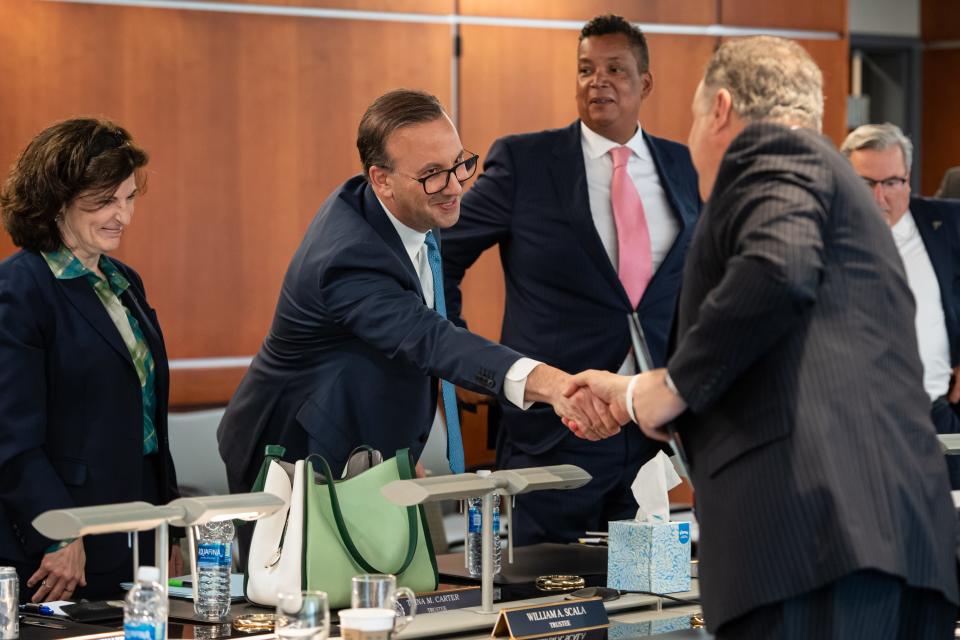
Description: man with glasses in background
217,90,617,548
842,122,960,489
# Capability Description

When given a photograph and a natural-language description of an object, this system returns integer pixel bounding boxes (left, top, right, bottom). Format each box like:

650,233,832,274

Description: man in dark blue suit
217,90,614,508
843,123,960,488
442,15,700,545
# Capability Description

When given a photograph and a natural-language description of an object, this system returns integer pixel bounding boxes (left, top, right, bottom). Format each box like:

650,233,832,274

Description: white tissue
631,450,682,523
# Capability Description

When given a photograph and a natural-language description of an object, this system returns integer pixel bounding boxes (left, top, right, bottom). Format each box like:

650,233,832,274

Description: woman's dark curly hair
0,117,149,252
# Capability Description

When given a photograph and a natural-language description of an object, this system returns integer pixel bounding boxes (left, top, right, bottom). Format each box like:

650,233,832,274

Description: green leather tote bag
302,449,439,608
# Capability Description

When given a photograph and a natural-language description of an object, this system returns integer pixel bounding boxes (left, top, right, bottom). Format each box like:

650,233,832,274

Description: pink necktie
609,146,653,308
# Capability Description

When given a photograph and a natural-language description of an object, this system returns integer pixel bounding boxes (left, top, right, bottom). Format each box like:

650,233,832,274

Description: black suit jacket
217,176,522,488
443,121,700,454
0,250,177,585
667,123,958,630
910,195,960,366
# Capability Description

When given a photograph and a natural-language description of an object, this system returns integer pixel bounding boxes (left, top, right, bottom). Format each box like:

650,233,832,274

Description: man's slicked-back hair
702,36,823,131
357,89,446,181
579,14,649,73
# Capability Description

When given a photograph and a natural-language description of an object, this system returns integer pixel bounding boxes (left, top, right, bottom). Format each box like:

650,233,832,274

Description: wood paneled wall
0,0,848,408
921,0,960,196
0,0,453,405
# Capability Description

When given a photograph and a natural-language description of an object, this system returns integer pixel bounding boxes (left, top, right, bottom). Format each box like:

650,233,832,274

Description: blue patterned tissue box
607,520,691,593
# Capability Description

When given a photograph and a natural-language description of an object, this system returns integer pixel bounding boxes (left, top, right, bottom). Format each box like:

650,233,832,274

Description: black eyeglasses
861,176,908,190
392,153,479,195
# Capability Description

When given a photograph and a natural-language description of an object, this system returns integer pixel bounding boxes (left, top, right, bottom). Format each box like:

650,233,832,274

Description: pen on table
577,537,607,545
169,578,192,587
19,616,67,629
19,603,54,615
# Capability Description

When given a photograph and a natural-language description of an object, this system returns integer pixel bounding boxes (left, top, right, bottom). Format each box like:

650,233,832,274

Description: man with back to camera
842,123,960,489
441,14,700,546
565,37,958,637
216,90,619,511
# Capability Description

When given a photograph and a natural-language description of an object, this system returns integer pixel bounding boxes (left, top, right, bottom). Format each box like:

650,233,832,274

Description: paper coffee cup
339,608,396,640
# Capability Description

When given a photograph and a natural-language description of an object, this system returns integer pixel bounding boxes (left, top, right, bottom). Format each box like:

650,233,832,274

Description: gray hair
840,123,913,171
702,36,823,131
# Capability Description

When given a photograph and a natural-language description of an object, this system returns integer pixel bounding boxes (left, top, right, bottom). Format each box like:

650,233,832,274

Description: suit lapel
361,182,425,299
912,201,960,355
58,277,135,369
645,131,695,230
549,121,629,306
122,287,166,374
644,132,694,293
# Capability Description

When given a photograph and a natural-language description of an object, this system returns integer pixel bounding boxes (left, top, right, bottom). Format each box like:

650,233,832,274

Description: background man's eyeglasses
862,176,908,190
395,153,479,195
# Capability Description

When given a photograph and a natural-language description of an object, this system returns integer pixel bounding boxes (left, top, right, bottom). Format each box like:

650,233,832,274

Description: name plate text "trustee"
492,597,608,639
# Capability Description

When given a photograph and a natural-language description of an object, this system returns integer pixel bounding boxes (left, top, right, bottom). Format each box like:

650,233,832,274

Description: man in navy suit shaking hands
217,90,619,513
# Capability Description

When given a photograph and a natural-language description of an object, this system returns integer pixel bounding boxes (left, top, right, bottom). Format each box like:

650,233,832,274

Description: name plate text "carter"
492,597,608,639
397,586,499,615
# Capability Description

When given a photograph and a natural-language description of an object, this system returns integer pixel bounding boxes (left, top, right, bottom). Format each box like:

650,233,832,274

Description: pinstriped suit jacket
667,122,959,630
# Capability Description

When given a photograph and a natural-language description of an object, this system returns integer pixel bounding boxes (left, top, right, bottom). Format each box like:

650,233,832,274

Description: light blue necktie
424,231,465,474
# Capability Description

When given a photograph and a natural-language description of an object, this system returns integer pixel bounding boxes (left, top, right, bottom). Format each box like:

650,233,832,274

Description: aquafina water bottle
466,470,501,578
194,520,234,619
124,566,166,640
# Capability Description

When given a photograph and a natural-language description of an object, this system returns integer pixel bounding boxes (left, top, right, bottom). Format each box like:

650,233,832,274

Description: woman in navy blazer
0,119,181,602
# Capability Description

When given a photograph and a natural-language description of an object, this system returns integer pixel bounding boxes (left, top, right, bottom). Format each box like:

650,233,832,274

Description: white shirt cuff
503,358,542,410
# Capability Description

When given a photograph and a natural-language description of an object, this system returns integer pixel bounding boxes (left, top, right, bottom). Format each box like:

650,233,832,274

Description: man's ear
639,71,653,100
368,165,393,198
712,88,734,134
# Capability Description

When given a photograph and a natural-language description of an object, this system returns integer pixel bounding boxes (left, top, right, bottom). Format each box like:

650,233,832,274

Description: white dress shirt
581,122,680,374
892,210,952,400
378,196,539,409
580,122,680,277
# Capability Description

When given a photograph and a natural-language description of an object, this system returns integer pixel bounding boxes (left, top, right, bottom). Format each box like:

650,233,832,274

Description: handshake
524,364,688,443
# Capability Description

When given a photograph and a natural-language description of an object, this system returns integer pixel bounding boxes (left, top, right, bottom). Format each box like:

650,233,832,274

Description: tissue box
607,520,691,593
608,614,695,638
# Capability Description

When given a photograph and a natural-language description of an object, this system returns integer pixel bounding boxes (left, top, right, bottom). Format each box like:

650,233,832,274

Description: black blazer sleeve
0,261,75,555
320,235,522,396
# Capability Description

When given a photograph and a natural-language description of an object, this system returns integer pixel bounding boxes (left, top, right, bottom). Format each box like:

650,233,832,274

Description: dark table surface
19,543,707,639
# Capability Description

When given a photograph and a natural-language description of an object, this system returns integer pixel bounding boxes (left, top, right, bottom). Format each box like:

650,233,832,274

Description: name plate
397,586,497,615
492,597,608,639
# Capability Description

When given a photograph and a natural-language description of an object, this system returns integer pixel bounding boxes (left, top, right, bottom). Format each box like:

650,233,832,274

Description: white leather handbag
244,447,304,606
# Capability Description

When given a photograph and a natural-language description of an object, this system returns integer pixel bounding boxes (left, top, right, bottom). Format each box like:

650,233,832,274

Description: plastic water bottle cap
137,566,160,583
476,469,491,477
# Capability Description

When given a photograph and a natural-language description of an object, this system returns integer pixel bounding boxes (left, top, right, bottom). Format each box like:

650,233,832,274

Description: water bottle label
493,509,500,534
468,506,482,533
197,542,231,568
124,621,165,640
